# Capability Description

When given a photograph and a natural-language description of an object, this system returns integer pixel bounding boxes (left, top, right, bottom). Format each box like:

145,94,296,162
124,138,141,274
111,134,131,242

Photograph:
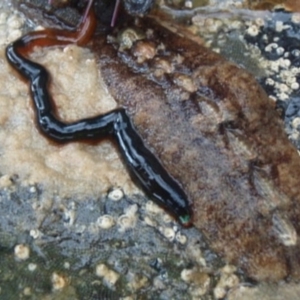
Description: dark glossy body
5,6,192,227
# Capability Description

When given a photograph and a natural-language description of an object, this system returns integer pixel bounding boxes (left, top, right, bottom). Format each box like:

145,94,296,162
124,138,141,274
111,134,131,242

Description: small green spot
179,215,191,226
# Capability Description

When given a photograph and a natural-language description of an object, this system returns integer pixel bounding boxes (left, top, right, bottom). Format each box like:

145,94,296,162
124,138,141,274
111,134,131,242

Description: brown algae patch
0,41,139,200
92,14,300,281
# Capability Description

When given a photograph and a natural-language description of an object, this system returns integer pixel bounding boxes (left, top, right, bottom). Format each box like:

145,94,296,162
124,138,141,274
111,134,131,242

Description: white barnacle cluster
95,263,120,287
157,224,188,244
245,19,264,37
265,42,285,57
213,265,239,299
181,268,211,297
117,204,138,232
261,19,300,102
14,244,30,261
29,229,42,239
117,28,145,51
246,24,259,37
192,8,300,126
94,188,139,232
28,263,37,272
143,200,187,244
275,20,291,33
51,272,69,291
95,188,138,232
127,272,149,292
159,226,176,241
143,200,165,227
107,187,124,201
96,188,125,230
96,214,115,229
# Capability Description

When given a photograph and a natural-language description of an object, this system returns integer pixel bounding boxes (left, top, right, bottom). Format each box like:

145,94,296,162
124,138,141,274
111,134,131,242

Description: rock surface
2,0,300,298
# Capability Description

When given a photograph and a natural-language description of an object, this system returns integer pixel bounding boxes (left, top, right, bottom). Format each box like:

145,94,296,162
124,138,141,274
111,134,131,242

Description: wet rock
3,0,299,294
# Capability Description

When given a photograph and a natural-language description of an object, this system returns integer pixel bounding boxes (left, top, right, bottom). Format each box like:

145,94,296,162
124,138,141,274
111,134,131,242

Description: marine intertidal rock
92,16,300,281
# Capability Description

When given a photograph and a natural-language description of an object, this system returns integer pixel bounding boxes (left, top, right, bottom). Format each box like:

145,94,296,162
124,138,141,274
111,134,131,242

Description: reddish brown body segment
91,17,300,281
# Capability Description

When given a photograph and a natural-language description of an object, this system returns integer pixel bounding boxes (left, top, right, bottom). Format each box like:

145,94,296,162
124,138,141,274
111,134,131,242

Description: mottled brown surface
249,0,300,12
92,16,300,281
